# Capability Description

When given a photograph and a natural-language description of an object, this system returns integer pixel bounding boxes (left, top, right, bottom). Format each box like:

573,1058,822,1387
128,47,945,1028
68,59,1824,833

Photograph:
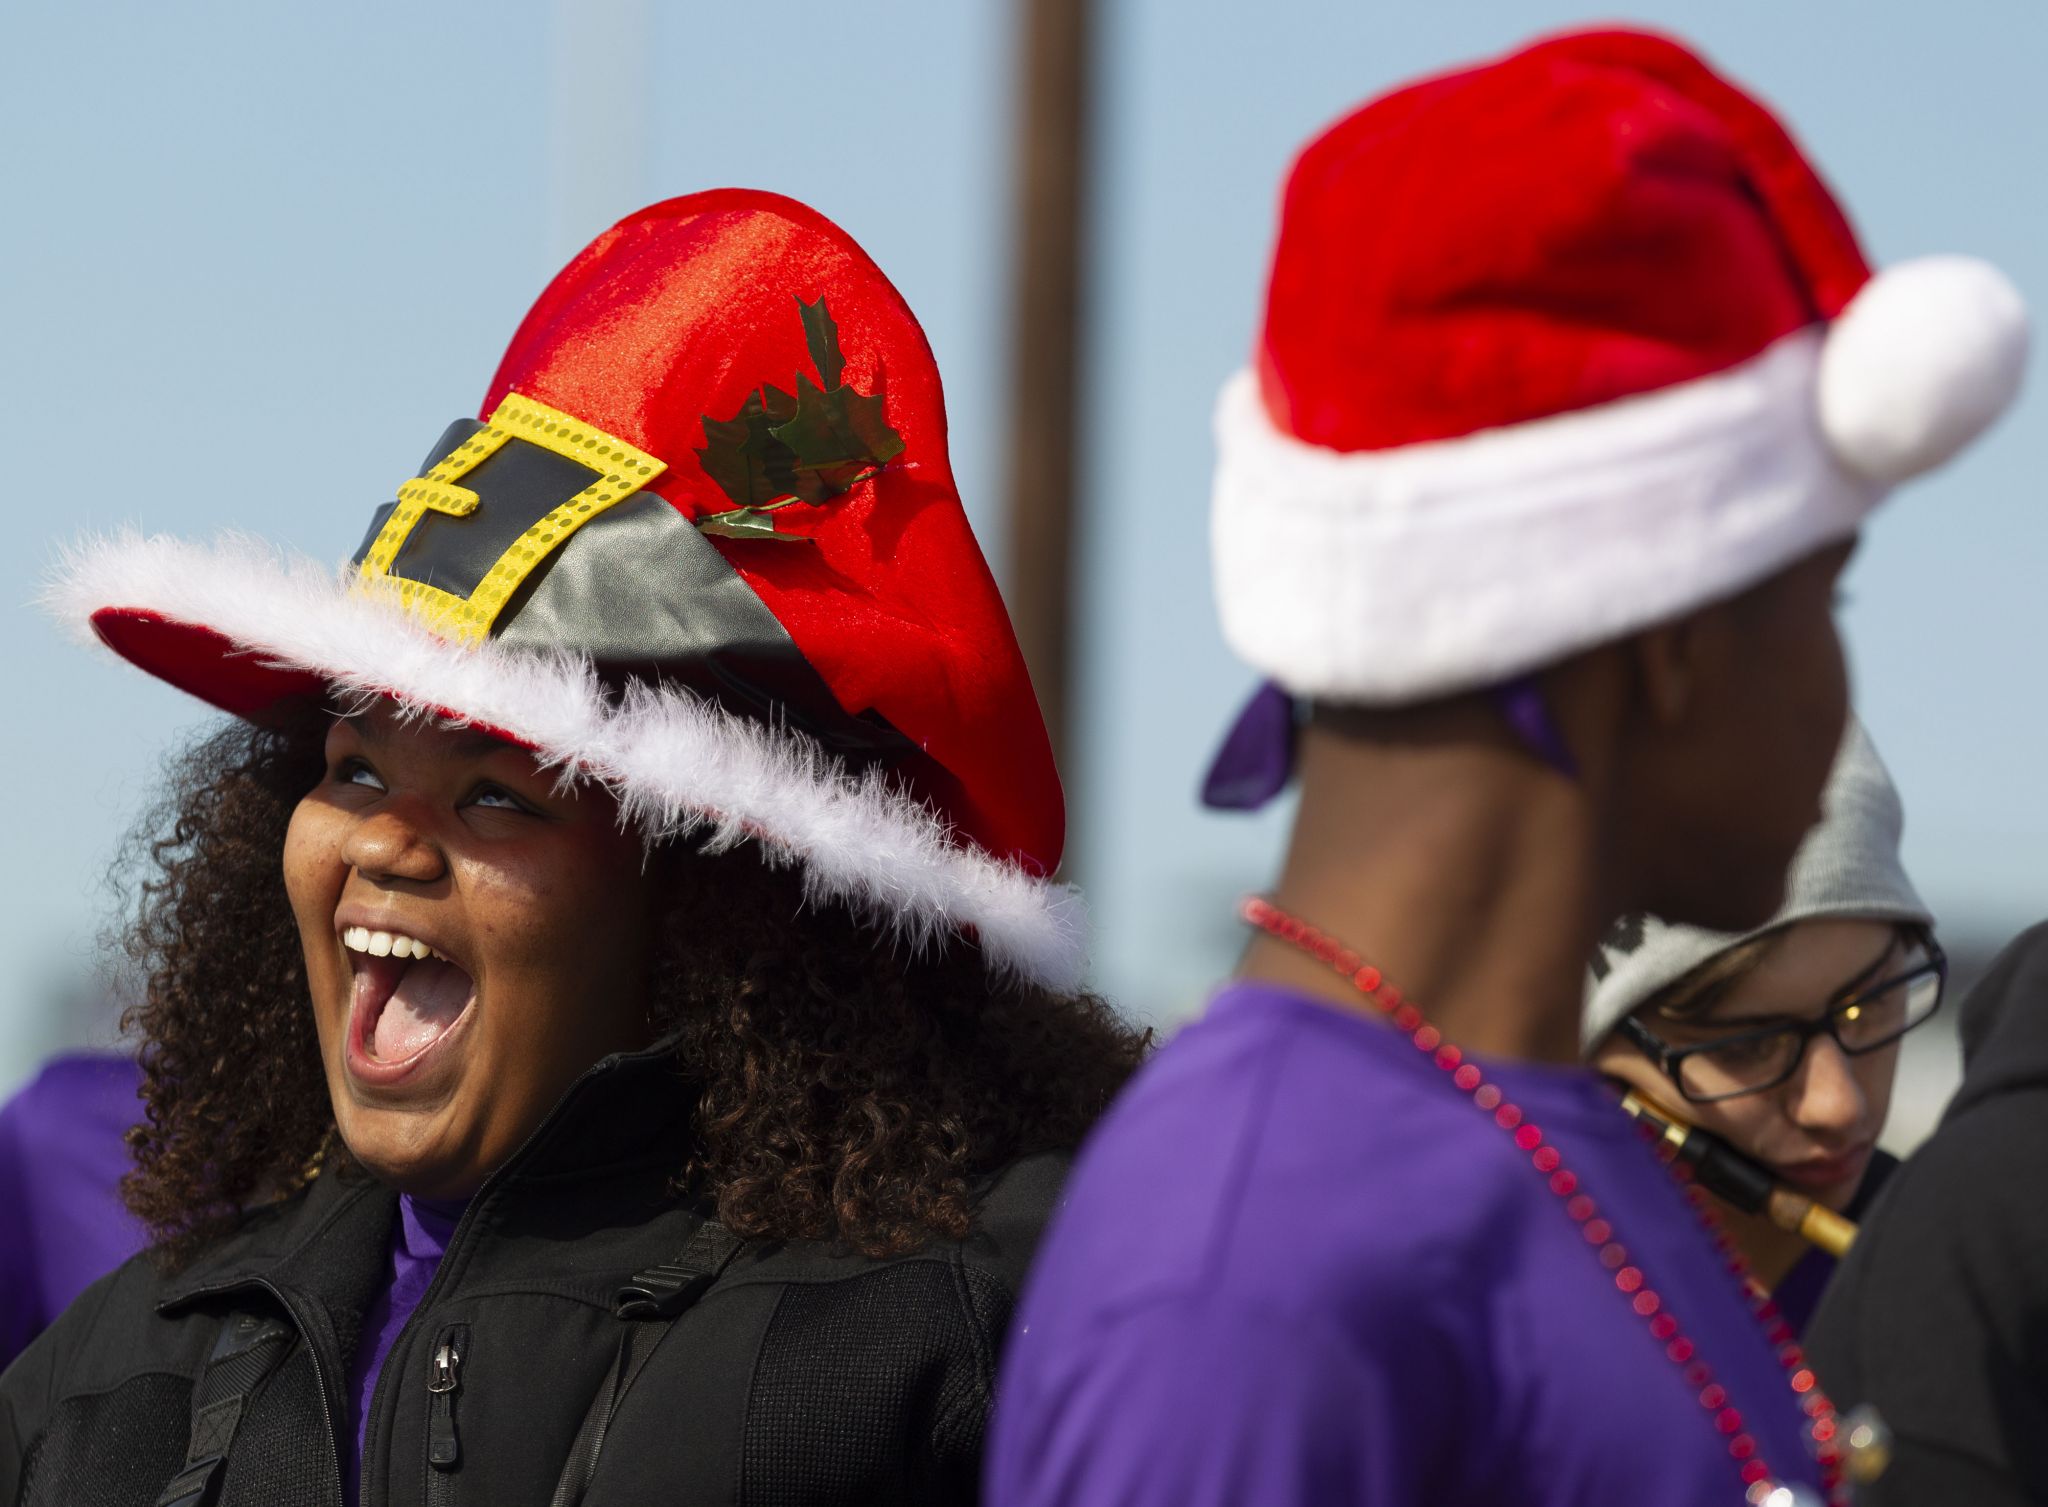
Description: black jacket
0,1043,1061,1507
1808,921,2048,1505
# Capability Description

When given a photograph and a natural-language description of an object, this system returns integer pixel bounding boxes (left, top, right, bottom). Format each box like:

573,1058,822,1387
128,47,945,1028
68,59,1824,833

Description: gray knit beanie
1583,719,1932,1050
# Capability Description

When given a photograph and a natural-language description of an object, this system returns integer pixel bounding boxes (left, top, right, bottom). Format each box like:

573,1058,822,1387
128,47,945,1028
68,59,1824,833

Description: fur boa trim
48,532,1089,991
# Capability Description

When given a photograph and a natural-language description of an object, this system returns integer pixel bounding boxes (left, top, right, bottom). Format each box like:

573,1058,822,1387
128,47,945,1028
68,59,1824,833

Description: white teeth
344,925,452,958
343,927,445,962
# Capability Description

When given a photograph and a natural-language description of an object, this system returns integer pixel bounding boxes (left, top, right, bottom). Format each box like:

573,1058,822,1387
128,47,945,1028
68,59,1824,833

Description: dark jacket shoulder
594,1152,1067,1506
1807,923,2048,1505
0,1042,1072,1507
1,1185,314,1454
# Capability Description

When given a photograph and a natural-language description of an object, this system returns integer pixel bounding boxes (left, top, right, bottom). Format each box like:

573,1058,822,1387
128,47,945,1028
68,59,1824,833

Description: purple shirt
343,1195,464,1507
0,1053,148,1370
988,982,1827,1506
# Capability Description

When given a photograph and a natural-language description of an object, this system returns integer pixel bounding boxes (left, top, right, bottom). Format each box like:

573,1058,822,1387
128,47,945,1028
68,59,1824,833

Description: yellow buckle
355,393,667,644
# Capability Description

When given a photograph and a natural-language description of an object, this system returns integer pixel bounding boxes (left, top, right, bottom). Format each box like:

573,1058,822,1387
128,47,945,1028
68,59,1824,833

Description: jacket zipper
426,1322,468,1503
385,1048,686,1497
163,1047,677,1504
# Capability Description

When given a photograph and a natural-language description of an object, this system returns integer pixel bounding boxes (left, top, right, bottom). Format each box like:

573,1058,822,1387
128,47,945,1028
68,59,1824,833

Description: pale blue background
4,2,2042,1119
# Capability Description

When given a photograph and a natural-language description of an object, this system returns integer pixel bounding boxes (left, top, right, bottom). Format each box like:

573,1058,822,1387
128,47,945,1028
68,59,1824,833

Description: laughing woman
0,192,1144,1507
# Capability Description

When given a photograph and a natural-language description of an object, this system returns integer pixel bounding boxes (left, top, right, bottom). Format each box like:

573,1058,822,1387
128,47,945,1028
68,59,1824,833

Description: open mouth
342,926,477,1079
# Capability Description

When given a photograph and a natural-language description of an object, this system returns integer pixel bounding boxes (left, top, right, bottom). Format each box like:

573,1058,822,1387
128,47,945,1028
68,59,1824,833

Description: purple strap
1490,675,1580,779
1199,676,1577,813
1200,682,1297,810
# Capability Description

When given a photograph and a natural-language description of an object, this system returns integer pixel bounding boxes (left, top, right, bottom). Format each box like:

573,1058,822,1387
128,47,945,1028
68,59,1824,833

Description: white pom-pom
1818,255,2028,484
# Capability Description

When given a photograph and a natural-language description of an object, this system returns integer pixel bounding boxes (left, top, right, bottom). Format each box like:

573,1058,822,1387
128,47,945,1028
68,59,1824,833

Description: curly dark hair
116,713,1148,1267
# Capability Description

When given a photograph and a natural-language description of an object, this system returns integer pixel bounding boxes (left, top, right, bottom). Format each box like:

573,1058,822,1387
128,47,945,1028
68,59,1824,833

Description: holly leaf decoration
770,369,906,496
694,389,797,513
798,295,846,388
697,507,804,543
693,296,904,540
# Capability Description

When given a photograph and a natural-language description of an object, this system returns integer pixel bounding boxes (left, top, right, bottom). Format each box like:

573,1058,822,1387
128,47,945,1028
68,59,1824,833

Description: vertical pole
1003,0,1095,778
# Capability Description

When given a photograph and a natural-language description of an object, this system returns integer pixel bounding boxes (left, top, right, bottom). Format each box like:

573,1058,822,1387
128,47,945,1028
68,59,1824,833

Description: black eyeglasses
1619,929,1947,1104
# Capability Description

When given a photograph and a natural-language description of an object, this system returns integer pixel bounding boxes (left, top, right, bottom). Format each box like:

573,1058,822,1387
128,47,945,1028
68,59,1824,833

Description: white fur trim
1819,255,2029,484
1212,329,1884,702
47,532,1089,991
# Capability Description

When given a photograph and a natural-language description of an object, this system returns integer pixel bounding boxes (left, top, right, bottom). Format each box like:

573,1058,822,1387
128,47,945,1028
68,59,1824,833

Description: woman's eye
468,784,528,812
337,760,385,792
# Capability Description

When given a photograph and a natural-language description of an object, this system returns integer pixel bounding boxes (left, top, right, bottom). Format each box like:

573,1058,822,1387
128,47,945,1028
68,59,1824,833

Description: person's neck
1240,713,1618,1065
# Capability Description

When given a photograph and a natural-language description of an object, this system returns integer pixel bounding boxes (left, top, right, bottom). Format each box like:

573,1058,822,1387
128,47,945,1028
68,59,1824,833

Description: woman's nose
340,805,447,885
1785,1033,1868,1136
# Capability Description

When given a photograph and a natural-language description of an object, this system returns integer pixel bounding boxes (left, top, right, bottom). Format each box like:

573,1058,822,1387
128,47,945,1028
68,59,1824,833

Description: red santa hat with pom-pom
1211,27,2028,707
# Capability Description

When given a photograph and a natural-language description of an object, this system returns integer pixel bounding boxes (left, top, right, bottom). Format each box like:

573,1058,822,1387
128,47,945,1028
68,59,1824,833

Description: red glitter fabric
484,190,1060,873
80,192,1064,883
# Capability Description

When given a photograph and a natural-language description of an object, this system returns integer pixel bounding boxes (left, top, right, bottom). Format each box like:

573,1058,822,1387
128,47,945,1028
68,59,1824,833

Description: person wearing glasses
1583,721,1942,1334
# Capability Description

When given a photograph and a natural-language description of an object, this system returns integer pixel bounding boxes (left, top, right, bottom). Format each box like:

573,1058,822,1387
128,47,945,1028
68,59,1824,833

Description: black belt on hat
354,419,915,766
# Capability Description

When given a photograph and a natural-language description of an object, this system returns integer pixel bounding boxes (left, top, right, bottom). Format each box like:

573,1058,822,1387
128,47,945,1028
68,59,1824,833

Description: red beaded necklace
1242,895,1847,1507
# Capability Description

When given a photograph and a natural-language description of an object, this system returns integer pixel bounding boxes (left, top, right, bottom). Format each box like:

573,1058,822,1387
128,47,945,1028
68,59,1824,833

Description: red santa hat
52,190,1084,988
1212,28,2028,704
